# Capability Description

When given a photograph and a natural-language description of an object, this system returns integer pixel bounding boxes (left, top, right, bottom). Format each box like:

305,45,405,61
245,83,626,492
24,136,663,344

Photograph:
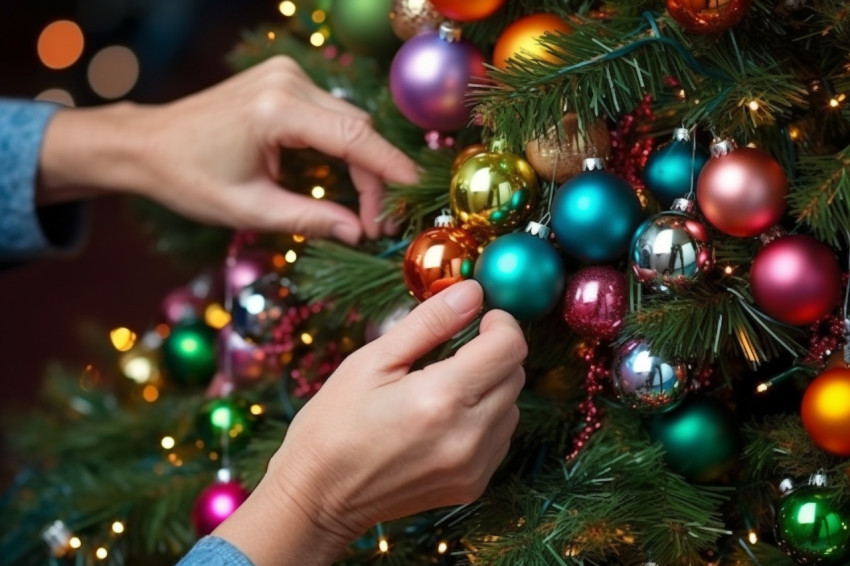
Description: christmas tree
4,0,850,564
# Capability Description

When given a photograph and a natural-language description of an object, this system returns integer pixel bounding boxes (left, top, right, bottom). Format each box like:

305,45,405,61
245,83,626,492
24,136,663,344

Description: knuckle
411,387,454,429
338,115,373,146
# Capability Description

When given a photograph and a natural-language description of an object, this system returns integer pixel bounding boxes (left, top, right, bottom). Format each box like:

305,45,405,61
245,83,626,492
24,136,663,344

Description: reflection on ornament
390,22,486,131
474,223,566,321
630,199,713,293
696,139,787,237
552,158,644,262
493,13,571,70
801,367,850,456
561,266,627,341
226,250,273,298
525,114,611,184
450,142,539,237
429,0,505,22
613,340,691,412
217,324,269,387
774,486,850,564
192,478,250,536
666,0,752,34
389,0,443,40
330,0,401,57
451,143,487,175
196,397,255,452
403,212,479,301
232,273,298,344
750,234,842,326
643,127,709,207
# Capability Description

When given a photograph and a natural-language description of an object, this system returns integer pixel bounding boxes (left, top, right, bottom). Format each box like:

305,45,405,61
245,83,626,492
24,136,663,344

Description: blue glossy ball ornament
643,128,709,207
473,225,566,322
551,159,644,263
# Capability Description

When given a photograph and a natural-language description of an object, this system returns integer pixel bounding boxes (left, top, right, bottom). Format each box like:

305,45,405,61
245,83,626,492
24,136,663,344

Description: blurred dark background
0,0,280,444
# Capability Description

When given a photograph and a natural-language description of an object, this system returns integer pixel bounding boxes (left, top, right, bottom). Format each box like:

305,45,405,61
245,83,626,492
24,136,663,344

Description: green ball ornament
473,224,566,322
330,0,402,57
196,398,254,452
775,488,850,564
649,397,738,483
162,321,218,385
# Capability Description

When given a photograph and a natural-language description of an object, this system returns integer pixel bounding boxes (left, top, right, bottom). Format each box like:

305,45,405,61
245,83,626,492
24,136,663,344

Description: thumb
372,280,483,370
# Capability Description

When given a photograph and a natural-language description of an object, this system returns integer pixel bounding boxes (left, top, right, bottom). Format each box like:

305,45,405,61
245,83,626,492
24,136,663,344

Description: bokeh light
38,20,85,70
35,88,75,107
279,1,296,16
87,45,139,99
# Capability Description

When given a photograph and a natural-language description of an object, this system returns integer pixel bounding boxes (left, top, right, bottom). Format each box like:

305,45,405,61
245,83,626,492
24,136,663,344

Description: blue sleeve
177,536,255,566
0,99,87,260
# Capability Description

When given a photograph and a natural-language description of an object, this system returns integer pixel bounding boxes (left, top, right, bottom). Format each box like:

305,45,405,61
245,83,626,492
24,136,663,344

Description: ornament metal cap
809,471,828,487
758,225,786,246
709,138,737,158
434,209,456,227
672,127,691,142
525,221,551,240
438,21,462,43
42,520,73,557
778,478,795,494
582,157,605,172
670,198,695,214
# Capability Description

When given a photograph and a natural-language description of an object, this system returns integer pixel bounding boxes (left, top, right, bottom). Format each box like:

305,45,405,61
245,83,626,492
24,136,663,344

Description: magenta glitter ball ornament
389,22,487,131
192,480,249,536
750,234,842,326
562,266,628,341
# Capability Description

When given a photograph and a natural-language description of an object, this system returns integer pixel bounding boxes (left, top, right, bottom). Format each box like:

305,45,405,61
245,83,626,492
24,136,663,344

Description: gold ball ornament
389,0,443,41
525,114,611,183
493,13,572,71
801,367,850,457
450,144,539,237
451,143,487,175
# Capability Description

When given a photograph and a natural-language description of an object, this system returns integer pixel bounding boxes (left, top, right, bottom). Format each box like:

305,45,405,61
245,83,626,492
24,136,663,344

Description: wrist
212,472,353,566
37,102,153,204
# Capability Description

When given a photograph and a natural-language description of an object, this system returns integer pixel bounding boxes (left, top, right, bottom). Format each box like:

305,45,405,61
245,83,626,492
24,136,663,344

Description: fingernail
331,223,361,245
442,280,482,314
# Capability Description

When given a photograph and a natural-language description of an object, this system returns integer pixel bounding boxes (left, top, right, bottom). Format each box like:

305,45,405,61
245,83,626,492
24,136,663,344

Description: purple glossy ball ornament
390,22,487,131
562,266,628,341
192,476,249,536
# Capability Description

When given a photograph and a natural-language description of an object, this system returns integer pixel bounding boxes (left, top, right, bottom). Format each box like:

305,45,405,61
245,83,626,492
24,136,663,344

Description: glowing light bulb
279,1,296,16
285,250,298,263
378,538,389,553
161,436,176,450
95,547,108,560
110,327,137,351
311,185,326,199
69,537,82,549
111,521,125,534
748,100,759,111
310,32,325,47
748,530,758,544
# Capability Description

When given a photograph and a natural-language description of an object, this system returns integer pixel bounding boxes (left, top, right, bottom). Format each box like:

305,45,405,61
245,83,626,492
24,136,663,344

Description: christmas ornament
42,520,74,558
667,0,751,34
612,339,691,413
774,484,850,564
551,158,645,262
801,367,850,456
567,342,611,460
750,233,842,326
643,127,709,207
162,320,218,385
630,198,714,293
365,302,414,342
217,324,269,387
225,250,273,298
608,93,656,201
473,223,566,322
561,266,627,341
192,475,250,536
649,397,738,483
696,139,787,237
493,13,572,70
119,336,161,384
389,0,442,41
232,273,298,344
161,274,214,325
451,143,487,175
329,0,401,57
429,0,505,22
403,211,479,301
389,22,486,131
450,139,540,236
196,397,254,451
525,114,612,184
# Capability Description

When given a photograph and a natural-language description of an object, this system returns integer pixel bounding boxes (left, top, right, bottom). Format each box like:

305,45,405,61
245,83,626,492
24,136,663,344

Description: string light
284,250,298,263
110,327,137,351
292,234,306,243
142,385,160,403
723,265,734,275
300,332,314,345
95,547,108,560
69,537,82,549
378,538,389,553
312,10,326,23
747,530,758,544
267,31,276,41
756,382,770,393
111,521,125,535
205,303,231,329
160,436,176,450
437,541,449,554
279,1,296,16
311,185,326,199
249,404,264,416
310,32,325,47
747,100,760,111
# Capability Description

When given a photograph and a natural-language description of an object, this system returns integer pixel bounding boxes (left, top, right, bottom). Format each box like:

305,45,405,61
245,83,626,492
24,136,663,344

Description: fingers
349,165,383,239
370,280,483,371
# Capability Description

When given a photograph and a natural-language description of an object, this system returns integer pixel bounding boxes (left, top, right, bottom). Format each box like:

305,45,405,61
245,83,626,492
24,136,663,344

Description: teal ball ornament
473,226,566,322
551,161,644,263
162,320,218,386
330,0,402,57
649,397,739,483
643,128,709,207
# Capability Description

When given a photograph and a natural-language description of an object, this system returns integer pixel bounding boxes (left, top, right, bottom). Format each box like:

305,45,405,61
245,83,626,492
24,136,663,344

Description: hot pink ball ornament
562,266,628,341
192,480,249,536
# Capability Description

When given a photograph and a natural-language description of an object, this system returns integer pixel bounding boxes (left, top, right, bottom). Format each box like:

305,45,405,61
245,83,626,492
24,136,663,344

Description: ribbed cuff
177,536,255,566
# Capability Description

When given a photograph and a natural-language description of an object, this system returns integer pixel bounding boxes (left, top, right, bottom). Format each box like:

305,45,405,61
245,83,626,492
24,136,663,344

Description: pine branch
383,149,455,235
787,145,850,247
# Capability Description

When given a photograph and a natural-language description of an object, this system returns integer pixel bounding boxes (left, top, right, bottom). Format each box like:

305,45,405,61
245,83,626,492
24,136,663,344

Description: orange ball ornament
667,0,751,34
403,212,479,302
801,367,850,456
493,13,572,71
430,0,506,22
